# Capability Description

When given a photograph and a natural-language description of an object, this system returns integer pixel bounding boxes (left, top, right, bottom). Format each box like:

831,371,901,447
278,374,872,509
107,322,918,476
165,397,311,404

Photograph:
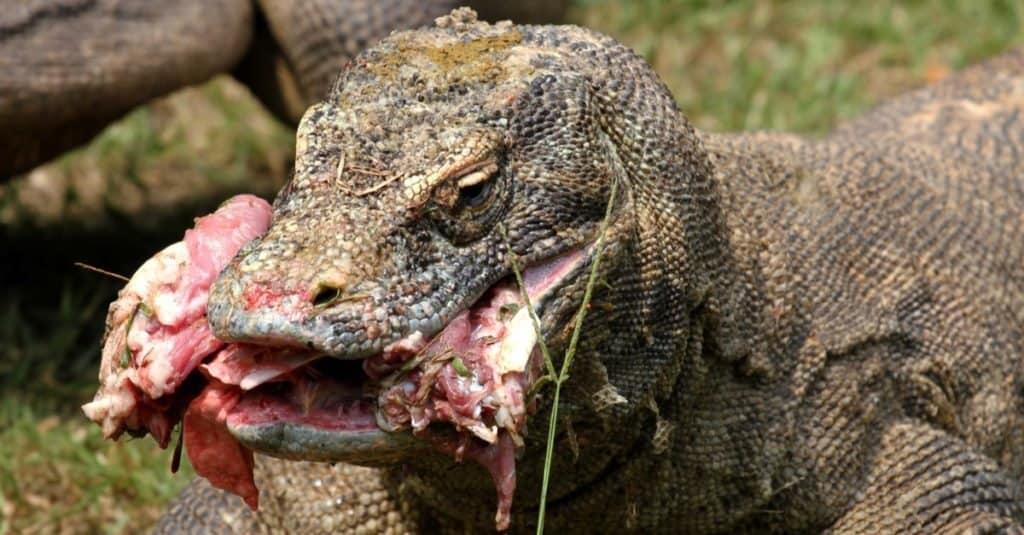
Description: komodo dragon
126,8,1024,533
0,0,566,179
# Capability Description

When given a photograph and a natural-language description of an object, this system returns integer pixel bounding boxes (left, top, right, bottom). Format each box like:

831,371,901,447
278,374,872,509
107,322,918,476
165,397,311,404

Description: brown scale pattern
160,10,1024,534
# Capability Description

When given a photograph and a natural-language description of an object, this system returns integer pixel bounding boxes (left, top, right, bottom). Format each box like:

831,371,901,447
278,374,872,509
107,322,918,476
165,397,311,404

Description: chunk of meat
373,285,547,530
368,249,585,530
81,194,272,497
182,381,259,509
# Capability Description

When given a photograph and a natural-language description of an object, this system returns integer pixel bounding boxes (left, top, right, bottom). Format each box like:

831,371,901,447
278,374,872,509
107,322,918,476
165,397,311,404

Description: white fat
81,374,139,438
130,327,177,399
234,353,321,390
469,423,499,444
495,305,537,374
495,406,513,430
239,368,285,390
410,407,431,431
142,350,175,397
385,331,427,354
125,241,190,326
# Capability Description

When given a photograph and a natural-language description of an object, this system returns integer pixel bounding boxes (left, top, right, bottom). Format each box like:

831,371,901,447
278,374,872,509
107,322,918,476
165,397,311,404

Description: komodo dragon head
206,8,760,527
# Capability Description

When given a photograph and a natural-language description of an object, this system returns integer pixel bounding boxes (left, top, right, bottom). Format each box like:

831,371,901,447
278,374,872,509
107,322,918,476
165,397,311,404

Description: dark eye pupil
459,179,492,208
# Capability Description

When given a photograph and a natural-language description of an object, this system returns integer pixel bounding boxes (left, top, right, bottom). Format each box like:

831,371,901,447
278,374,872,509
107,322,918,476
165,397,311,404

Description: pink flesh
133,318,222,400
82,194,272,500
201,344,321,390
183,381,258,509
155,195,273,328
372,249,584,530
374,287,533,438
469,433,518,530
373,294,535,531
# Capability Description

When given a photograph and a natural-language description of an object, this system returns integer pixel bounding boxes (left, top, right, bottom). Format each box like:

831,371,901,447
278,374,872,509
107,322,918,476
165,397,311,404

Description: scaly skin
158,9,1024,533
0,0,567,178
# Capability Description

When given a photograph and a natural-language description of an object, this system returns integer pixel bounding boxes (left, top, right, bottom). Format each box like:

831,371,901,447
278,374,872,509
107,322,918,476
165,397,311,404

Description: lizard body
155,9,1024,533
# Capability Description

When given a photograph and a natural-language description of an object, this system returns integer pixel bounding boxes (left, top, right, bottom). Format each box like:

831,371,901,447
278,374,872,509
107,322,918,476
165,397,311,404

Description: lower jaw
228,420,425,464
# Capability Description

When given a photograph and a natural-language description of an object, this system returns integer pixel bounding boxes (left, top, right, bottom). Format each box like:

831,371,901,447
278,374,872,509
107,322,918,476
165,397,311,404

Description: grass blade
502,178,618,535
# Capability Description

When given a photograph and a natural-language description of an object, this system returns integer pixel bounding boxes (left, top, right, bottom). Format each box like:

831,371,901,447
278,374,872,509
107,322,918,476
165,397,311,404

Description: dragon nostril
311,285,343,307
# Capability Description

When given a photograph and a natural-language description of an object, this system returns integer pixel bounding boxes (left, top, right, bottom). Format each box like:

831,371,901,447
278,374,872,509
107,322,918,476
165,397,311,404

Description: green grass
0,400,193,535
574,0,1023,133
1,1,1022,532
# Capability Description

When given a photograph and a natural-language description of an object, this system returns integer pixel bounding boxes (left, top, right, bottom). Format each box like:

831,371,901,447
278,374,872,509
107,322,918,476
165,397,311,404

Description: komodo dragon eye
428,156,509,245
455,159,499,210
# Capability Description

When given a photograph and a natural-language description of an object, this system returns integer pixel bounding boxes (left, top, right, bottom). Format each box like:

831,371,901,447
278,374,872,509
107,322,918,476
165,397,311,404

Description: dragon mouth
228,358,379,435
218,249,585,528
210,248,587,530
215,246,587,450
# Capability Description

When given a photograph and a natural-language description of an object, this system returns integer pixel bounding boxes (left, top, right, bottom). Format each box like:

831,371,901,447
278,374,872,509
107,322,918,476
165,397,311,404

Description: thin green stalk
536,178,618,534
503,178,618,535
535,378,562,535
558,178,618,384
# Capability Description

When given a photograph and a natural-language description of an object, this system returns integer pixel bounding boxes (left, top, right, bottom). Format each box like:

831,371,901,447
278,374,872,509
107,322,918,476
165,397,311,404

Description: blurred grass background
1,1,1022,532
